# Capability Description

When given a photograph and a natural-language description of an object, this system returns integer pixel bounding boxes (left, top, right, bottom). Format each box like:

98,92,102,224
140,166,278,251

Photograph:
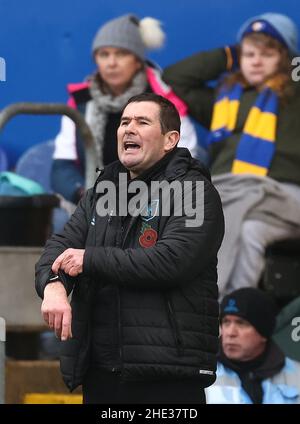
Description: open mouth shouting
124,141,141,151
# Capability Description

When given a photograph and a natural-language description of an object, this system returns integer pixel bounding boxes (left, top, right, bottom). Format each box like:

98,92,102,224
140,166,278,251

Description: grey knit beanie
237,13,299,55
92,14,165,61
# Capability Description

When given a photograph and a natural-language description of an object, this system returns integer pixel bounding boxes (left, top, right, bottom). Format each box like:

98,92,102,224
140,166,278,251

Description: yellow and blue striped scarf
207,83,278,176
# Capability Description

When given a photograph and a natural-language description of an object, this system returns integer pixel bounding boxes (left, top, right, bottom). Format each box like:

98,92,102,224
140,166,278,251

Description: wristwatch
48,274,61,283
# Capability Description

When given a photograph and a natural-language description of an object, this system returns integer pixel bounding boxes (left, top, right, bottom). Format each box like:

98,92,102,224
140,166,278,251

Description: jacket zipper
114,285,123,376
114,218,124,376
166,296,184,356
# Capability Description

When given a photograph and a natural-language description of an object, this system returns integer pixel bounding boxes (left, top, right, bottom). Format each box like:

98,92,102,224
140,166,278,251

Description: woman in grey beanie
51,14,198,205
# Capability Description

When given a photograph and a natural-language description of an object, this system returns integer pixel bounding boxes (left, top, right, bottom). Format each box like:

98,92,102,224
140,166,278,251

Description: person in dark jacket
163,13,300,298
205,288,300,404
51,14,198,205
35,93,224,404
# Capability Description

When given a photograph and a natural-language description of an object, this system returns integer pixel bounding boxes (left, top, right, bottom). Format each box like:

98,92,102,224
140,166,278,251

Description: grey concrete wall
0,247,45,329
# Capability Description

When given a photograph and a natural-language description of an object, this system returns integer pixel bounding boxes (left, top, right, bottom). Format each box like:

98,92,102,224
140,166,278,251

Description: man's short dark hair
123,92,181,134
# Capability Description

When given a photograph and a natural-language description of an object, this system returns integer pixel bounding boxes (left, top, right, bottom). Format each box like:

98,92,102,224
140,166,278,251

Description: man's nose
224,324,238,337
125,120,137,133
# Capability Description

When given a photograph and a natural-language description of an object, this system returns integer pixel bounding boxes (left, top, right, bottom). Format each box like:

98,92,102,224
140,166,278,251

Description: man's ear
164,131,180,152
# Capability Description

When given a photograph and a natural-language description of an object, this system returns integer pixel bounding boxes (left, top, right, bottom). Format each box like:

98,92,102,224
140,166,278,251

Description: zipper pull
108,209,114,224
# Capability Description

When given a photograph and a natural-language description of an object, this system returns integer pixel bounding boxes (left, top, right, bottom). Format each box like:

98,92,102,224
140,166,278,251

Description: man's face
117,101,179,178
221,315,267,361
240,39,281,87
94,47,142,96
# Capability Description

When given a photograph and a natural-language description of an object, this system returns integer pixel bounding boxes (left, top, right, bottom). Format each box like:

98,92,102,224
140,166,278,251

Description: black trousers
82,367,206,404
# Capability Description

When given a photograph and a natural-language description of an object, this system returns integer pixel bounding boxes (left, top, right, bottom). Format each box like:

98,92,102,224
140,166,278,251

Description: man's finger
42,312,49,326
61,260,72,274
52,252,65,273
48,313,55,329
61,310,72,341
69,267,79,277
55,328,62,339
54,312,63,333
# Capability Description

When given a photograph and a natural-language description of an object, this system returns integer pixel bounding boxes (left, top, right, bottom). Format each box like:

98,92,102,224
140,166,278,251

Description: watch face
49,275,60,282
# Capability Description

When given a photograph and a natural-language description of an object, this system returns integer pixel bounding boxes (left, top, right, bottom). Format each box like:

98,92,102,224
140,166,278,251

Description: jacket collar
95,147,210,186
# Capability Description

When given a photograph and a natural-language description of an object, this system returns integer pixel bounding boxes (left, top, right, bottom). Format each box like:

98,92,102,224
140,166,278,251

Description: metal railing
0,102,95,189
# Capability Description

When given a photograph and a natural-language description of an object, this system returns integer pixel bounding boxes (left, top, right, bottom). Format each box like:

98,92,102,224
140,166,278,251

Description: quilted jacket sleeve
35,190,92,298
163,48,228,128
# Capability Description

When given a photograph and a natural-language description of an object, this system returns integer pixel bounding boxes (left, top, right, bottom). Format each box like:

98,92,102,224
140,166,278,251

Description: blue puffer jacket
205,358,300,404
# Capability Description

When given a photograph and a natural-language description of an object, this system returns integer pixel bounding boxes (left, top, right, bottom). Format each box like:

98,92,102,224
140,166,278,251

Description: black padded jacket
35,147,224,391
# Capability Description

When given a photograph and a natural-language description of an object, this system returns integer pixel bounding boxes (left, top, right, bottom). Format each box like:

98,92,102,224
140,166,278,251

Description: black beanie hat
220,288,277,338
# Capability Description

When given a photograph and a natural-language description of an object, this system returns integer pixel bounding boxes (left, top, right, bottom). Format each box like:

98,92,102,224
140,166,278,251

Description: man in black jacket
35,93,224,404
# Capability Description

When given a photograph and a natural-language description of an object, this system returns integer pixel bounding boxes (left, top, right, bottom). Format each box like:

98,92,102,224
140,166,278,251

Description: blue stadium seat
0,148,8,172
15,140,69,233
15,140,55,192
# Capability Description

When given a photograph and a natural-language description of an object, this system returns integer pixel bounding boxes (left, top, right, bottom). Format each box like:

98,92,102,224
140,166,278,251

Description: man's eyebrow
120,115,153,122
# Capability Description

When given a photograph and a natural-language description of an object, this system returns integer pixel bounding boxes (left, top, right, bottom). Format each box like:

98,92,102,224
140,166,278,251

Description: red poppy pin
139,228,158,248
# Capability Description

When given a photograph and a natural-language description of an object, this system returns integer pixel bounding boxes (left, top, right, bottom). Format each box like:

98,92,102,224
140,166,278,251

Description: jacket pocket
165,294,184,356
